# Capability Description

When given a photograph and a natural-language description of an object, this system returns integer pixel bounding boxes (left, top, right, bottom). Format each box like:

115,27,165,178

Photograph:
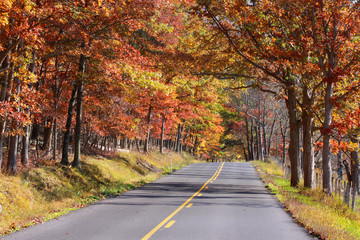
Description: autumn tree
185,0,360,192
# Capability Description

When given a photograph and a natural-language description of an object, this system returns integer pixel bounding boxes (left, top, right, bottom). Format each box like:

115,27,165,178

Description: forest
0,0,360,213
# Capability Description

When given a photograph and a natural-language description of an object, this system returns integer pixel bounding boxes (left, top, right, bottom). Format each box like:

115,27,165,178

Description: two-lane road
4,163,311,240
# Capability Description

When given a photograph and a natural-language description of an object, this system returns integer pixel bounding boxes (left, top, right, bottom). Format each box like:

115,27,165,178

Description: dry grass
0,151,196,235
252,160,360,240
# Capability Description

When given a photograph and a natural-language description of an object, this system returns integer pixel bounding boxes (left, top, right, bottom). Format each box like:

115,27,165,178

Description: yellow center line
212,163,224,180
141,162,225,240
164,220,176,229
198,193,202,197
186,203,193,208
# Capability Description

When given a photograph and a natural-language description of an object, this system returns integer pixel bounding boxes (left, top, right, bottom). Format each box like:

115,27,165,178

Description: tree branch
204,6,288,86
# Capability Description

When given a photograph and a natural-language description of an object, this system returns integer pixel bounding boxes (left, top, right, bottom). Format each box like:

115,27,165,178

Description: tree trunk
344,181,351,206
250,119,254,160
7,76,21,174
7,132,18,174
243,147,248,161
52,119,57,159
160,120,165,154
193,136,198,157
61,84,77,165
245,118,252,160
255,125,259,160
350,146,358,210
21,124,30,165
343,160,351,206
258,123,264,161
72,52,85,168
144,105,152,153
21,50,36,165
175,123,182,153
90,135,98,148
42,120,53,154
182,127,189,153
136,138,140,152
129,139,133,151
285,86,301,187
267,119,276,157
72,71,86,168
322,81,334,194
52,56,59,160
337,150,343,179
0,55,11,169
101,137,106,150
302,86,315,189
280,120,287,164
114,137,117,152
262,123,267,158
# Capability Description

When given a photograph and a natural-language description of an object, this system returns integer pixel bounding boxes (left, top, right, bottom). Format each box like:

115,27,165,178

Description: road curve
3,162,311,240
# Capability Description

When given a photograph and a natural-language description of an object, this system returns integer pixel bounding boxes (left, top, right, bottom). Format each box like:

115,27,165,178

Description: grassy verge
0,151,196,235
252,160,360,240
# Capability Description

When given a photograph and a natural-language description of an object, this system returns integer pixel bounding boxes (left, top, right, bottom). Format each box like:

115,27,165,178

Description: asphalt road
3,162,312,240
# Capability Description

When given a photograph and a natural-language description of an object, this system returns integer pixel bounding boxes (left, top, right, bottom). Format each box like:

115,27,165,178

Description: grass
252,160,360,240
0,150,196,235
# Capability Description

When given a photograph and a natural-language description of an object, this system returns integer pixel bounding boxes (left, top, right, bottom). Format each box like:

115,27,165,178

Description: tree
186,0,360,191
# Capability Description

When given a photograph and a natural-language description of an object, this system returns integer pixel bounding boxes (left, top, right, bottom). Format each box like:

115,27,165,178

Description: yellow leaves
0,14,9,28
17,66,37,85
0,0,13,10
149,14,175,35
121,64,170,93
0,0,13,27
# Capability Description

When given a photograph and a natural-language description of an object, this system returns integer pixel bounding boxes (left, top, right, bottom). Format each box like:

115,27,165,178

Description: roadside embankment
252,160,360,240
0,151,196,235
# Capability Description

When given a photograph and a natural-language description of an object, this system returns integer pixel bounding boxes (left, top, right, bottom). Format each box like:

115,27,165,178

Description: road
3,162,311,240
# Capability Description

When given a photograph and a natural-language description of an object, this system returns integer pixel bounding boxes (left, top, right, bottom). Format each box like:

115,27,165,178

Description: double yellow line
141,162,225,240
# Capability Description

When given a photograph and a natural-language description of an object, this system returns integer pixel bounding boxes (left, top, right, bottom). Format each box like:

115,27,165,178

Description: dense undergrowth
252,160,360,240
0,151,195,235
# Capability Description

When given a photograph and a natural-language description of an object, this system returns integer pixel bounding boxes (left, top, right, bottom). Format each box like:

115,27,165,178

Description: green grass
252,160,360,240
0,151,196,235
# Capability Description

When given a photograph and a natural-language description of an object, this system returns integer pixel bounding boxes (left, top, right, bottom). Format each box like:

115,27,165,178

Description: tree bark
7,76,21,174
267,118,276,157
136,138,140,152
302,86,315,189
343,160,351,206
8,132,18,174
0,55,11,169
144,105,152,153
193,136,198,157
21,121,30,165
72,51,86,163
322,81,334,194
285,86,301,187
160,120,165,154
262,123,267,158
350,141,358,210
61,84,77,165
21,50,36,165
245,118,252,160
250,119,254,160
254,125,259,160
42,120,53,154
175,123,182,153
52,56,59,160
280,120,287,164
258,123,264,161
